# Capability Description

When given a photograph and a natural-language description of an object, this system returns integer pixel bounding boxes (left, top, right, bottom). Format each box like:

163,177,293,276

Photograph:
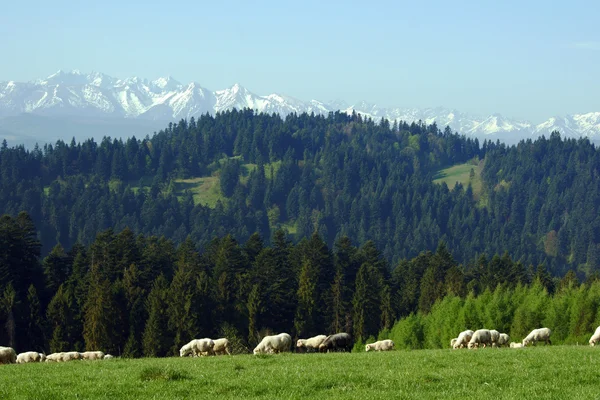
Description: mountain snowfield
1,70,600,144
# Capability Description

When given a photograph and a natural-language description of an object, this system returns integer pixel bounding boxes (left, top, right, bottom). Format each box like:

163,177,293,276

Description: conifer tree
43,244,71,293
46,285,75,352
352,262,382,340
122,264,146,357
83,263,115,352
1,283,17,348
295,258,319,337
26,284,46,352
143,275,172,357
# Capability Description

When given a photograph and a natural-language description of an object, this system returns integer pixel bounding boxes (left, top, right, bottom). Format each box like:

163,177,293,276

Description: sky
1,0,599,122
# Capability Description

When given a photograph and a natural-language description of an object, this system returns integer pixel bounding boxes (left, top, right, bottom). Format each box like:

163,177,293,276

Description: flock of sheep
451,326,596,349
179,332,393,357
0,348,114,364
3,325,600,365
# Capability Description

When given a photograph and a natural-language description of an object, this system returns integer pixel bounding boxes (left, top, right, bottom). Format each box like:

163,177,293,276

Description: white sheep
468,329,492,349
522,328,552,346
510,342,524,348
45,351,81,362
212,338,231,355
589,326,600,346
45,352,63,362
365,339,395,352
453,330,474,349
103,354,115,360
296,335,327,352
489,329,500,345
81,351,105,360
253,333,292,355
0,346,17,364
180,338,215,357
16,351,44,363
497,333,510,347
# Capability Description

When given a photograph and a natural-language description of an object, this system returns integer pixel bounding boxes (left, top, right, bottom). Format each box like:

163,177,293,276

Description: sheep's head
365,344,372,352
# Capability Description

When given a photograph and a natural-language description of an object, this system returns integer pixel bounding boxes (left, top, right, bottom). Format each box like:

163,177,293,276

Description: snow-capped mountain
1,70,600,145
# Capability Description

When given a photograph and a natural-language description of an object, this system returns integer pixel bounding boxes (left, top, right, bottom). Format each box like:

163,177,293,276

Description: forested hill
1,110,599,276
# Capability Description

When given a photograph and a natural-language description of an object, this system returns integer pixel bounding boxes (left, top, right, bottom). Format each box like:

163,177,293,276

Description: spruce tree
122,264,146,357
83,263,115,352
26,284,46,352
143,275,172,357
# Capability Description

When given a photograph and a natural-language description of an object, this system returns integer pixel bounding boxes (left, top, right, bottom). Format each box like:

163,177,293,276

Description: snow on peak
152,76,181,91
2,70,600,144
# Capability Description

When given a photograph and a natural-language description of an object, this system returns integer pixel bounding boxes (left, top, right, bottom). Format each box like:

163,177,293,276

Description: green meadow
2,346,600,399
433,162,483,199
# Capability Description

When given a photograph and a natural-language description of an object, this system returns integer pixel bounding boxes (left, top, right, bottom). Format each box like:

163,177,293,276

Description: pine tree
46,285,75,352
26,284,46,352
83,263,115,352
143,275,172,357
1,283,17,348
352,262,382,340
295,258,319,337
43,244,71,293
122,264,146,357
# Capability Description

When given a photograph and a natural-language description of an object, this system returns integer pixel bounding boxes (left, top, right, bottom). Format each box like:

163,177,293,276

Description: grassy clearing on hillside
2,346,600,399
433,162,483,199
174,176,222,207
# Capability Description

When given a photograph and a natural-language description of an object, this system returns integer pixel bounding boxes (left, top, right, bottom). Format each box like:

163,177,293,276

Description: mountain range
1,70,600,146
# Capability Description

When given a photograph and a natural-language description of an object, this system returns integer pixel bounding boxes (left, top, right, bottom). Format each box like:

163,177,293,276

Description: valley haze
1,70,599,147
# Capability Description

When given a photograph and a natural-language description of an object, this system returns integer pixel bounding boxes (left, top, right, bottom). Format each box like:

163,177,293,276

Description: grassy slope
2,346,600,399
433,162,484,199
174,176,221,207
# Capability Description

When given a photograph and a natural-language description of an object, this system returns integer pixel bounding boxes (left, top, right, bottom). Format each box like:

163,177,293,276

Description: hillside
1,111,600,276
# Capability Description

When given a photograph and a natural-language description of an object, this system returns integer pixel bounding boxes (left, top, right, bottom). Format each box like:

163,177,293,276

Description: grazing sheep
510,342,524,348
319,333,353,353
497,333,510,347
39,353,46,362
16,351,44,363
180,338,215,357
589,326,600,346
489,330,500,345
81,351,105,360
45,353,63,362
365,339,395,352
45,352,80,362
0,346,17,364
103,354,115,360
63,352,82,361
522,328,552,346
453,330,474,349
212,338,231,356
253,333,292,355
297,335,327,353
468,329,492,349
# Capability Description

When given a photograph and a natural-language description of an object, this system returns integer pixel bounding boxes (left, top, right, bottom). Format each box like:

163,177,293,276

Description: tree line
1,213,579,356
2,111,599,277
384,277,600,351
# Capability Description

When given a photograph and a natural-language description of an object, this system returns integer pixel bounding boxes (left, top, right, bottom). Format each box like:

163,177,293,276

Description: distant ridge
1,70,600,145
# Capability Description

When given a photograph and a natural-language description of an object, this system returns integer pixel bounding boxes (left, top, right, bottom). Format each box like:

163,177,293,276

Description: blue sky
1,0,598,121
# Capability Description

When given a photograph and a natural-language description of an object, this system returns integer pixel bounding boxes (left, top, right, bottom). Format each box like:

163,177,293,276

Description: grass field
2,346,600,399
174,176,222,207
433,162,483,199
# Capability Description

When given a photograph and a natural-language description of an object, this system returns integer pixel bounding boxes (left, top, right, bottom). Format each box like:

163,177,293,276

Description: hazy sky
1,0,599,122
